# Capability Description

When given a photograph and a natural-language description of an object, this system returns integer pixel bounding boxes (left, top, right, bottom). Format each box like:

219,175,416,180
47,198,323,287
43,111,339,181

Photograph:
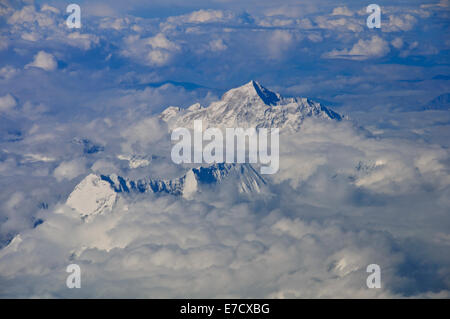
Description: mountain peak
65,163,266,221
222,80,280,106
160,80,343,131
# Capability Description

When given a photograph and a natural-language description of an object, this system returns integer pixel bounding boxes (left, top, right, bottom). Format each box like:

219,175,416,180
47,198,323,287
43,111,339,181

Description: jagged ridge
160,80,342,131
100,162,266,196
66,163,267,221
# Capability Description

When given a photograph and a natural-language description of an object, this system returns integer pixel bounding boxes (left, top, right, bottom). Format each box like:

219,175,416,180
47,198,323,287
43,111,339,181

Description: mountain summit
222,80,281,106
160,80,342,131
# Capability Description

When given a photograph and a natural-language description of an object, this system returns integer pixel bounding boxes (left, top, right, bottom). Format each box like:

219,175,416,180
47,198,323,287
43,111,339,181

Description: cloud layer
0,0,449,298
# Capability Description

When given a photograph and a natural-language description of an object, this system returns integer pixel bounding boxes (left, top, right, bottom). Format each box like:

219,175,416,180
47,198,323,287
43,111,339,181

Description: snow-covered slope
191,162,267,194
160,80,342,131
66,163,266,220
100,163,266,196
66,174,117,222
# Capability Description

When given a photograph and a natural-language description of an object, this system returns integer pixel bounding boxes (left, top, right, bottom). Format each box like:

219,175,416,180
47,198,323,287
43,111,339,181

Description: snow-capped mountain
66,81,341,220
160,80,342,131
101,162,266,196
66,174,117,222
66,163,266,220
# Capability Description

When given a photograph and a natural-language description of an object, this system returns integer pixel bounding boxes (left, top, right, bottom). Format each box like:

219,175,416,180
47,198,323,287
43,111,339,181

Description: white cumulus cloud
324,36,390,60
25,51,57,71
331,6,353,16
53,159,86,182
0,94,17,112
